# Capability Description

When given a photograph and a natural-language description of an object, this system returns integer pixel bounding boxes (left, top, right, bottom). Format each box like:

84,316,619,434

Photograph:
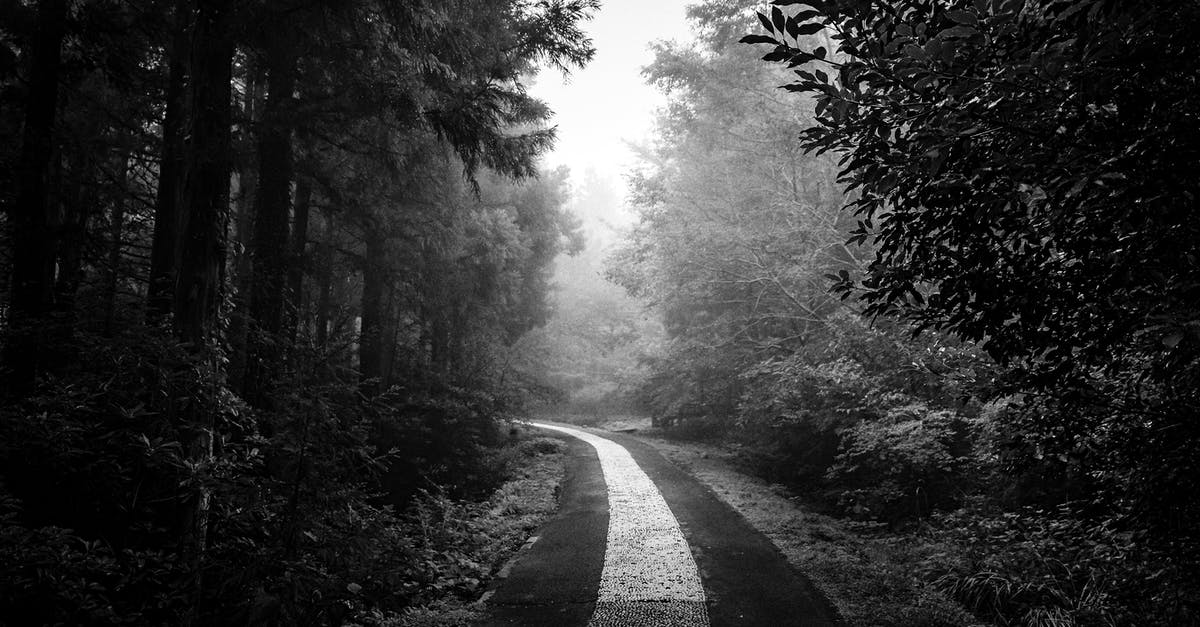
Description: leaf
939,25,979,39
763,48,790,62
945,10,978,25
763,48,792,62
757,11,774,33
904,44,929,61
925,148,946,175
1064,177,1089,198
740,34,779,45
794,22,825,36
771,6,787,34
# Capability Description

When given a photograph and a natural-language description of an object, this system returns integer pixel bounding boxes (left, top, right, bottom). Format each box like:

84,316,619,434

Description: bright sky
531,0,697,184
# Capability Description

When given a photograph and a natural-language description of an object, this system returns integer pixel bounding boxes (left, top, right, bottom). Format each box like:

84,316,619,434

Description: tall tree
146,0,191,323
243,18,299,402
173,0,234,346
170,3,235,613
3,0,68,397
612,0,851,424
346,0,598,389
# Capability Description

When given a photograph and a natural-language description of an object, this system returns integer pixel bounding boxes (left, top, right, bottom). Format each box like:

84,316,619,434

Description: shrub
828,403,977,522
930,507,1200,626
0,327,542,624
736,355,875,485
518,436,567,457
371,383,509,508
0,485,188,625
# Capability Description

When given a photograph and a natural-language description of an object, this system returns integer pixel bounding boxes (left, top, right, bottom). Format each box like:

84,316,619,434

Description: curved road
478,423,839,626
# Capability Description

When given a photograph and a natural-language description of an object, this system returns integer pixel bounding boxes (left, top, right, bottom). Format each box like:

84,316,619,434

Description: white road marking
532,423,710,626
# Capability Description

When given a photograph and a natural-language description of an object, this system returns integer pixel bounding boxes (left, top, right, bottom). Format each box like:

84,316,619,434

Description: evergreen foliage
0,0,597,622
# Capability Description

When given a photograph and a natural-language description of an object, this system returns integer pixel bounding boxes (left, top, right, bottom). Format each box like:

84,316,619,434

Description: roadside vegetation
604,1,1200,625
0,0,591,623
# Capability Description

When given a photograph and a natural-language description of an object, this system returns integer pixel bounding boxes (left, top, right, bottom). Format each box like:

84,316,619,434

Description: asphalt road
478,423,839,626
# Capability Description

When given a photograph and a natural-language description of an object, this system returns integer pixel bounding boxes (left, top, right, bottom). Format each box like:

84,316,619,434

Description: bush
0,328,242,623
0,485,187,625
518,436,567,457
828,403,978,522
737,355,875,485
727,312,992,498
0,327,546,625
370,383,511,508
929,506,1200,626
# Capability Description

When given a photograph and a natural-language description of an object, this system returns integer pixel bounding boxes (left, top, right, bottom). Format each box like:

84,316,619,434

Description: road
478,423,839,626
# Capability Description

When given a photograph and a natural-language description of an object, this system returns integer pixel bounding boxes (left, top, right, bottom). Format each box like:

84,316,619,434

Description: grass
630,431,983,627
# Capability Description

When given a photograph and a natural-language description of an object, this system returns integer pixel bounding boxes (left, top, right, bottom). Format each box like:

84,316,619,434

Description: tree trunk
286,176,312,344
226,61,264,389
3,0,68,398
147,0,191,323
315,208,334,348
244,35,296,404
51,155,83,338
175,0,234,346
430,314,451,377
173,1,234,621
105,159,128,335
359,229,386,390
379,284,398,386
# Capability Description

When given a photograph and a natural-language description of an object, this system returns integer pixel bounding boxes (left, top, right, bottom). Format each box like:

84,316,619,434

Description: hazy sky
530,0,697,184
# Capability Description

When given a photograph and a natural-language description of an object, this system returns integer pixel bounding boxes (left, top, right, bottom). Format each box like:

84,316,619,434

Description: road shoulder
624,431,979,627
476,432,608,626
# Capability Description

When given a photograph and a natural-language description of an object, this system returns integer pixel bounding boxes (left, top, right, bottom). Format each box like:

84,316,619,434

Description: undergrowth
349,433,567,626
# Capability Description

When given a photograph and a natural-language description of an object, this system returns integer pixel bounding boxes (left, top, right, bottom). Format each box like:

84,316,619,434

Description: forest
1,0,1198,625
1,0,598,623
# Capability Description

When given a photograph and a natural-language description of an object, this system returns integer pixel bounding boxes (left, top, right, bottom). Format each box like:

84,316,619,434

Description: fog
520,0,696,417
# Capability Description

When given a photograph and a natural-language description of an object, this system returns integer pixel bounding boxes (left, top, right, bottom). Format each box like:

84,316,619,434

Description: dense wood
0,2,603,623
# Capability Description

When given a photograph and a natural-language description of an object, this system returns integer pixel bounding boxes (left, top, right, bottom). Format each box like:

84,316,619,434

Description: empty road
478,423,839,626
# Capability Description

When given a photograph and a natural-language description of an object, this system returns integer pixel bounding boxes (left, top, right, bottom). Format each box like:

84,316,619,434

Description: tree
147,0,190,323
509,171,661,413
612,0,856,426
748,0,1200,538
346,0,598,389
3,0,68,397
